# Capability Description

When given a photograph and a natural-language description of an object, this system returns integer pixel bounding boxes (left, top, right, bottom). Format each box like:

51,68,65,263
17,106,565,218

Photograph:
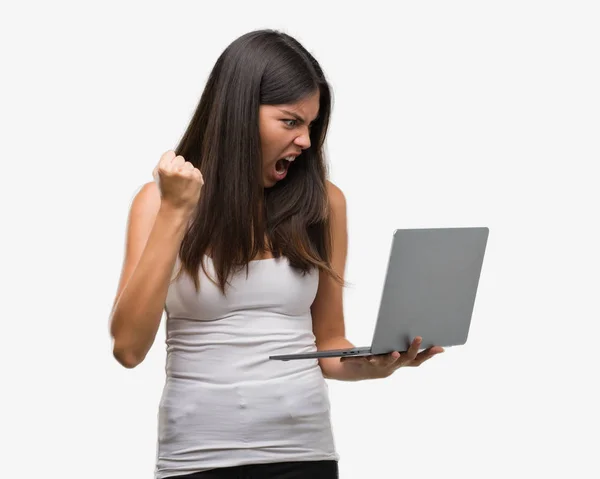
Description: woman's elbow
112,343,144,369
109,310,156,369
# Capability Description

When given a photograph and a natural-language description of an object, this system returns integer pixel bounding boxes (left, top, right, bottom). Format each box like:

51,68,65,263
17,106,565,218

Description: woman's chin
263,170,285,188
263,176,276,188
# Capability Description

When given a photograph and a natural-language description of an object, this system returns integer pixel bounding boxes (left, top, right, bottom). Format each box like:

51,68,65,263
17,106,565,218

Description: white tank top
155,255,338,478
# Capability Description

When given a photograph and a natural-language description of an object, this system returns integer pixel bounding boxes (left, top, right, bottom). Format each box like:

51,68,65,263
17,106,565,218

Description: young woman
109,29,443,479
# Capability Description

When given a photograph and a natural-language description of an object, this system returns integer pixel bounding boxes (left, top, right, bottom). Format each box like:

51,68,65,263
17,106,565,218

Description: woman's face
258,90,320,188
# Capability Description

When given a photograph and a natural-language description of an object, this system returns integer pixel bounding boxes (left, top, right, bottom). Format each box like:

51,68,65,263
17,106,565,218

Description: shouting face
258,90,320,188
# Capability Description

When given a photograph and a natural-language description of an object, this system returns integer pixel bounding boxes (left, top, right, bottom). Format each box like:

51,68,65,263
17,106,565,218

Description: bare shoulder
111,181,162,308
131,181,161,214
326,180,347,215
126,180,162,252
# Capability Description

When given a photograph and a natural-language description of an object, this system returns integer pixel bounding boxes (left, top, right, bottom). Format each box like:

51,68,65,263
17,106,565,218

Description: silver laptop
269,227,489,361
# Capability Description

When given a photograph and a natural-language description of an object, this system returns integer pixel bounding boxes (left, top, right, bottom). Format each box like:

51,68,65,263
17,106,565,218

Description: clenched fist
153,150,203,213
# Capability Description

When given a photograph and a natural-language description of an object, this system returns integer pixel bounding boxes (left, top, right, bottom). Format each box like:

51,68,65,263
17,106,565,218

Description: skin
111,96,444,376
257,93,444,380
310,182,444,381
259,90,320,188
110,152,203,368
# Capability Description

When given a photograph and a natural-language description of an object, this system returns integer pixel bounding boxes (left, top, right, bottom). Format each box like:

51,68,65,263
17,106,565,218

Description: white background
1,1,599,477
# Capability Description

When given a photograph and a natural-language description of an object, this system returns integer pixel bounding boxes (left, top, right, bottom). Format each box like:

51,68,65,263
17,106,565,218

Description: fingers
156,150,183,173
412,346,444,366
192,167,204,185
171,155,186,170
391,338,445,369
391,337,421,368
339,340,445,374
406,337,422,361
153,151,175,182
152,150,204,212
155,151,202,180
156,151,173,175
161,150,176,162
180,160,194,171
163,154,184,173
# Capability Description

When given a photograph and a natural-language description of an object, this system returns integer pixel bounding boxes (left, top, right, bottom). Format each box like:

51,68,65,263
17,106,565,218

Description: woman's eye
283,119,297,127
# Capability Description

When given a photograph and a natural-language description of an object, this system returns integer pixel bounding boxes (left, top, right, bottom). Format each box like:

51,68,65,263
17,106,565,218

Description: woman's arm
109,181,191,368
311,182,444,380
310,181,366,381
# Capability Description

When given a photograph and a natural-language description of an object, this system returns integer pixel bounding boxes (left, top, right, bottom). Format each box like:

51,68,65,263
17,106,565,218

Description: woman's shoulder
130,181,160,207
126,181,161,222
326,180,346,212
134,180,160,202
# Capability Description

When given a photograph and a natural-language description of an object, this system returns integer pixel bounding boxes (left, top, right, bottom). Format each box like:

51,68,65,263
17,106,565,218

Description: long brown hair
173,29,342,294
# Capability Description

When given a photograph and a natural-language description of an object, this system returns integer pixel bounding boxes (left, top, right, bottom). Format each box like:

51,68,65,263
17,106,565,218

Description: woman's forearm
110,206,190,368
316,336,374,381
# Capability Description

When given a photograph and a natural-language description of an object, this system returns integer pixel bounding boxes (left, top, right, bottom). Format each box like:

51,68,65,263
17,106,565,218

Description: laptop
269,227,489,361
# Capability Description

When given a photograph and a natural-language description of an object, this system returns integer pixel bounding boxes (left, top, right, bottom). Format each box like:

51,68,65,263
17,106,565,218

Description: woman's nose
294,129,311,150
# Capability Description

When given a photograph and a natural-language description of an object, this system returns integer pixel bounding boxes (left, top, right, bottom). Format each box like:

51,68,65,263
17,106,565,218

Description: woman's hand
153,150,204,214
339,337,444,380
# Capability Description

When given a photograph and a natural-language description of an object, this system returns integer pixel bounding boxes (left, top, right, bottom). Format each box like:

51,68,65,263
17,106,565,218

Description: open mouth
275,155,296,174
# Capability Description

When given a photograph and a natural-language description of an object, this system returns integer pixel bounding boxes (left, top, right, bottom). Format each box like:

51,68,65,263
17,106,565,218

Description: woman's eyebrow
278,109,319,124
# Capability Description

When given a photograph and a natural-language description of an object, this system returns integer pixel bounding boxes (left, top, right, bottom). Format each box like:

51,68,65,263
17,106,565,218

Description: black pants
166,460,338,479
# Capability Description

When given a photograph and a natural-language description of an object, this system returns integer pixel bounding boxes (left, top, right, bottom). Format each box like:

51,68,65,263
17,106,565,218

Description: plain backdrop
1,1,598,477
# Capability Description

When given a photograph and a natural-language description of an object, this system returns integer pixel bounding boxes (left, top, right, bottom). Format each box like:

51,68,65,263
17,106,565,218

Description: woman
109,29,443,479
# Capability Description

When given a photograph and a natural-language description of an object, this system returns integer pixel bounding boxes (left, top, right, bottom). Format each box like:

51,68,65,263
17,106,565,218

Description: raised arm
109,151,203,368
